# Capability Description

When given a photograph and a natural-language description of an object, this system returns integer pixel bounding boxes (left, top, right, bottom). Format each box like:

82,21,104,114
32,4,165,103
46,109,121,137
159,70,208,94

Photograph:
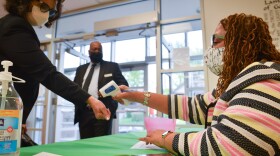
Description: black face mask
90,52,103,63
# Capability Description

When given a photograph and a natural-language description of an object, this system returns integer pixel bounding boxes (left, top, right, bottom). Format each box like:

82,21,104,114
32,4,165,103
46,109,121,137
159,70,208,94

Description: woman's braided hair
216,13,280,98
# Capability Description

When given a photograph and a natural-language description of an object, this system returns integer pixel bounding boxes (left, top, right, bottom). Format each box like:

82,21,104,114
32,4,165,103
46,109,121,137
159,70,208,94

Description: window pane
187,30,204,67
115,38,145,63
161,0,200,20
148,64,156,92
161,20,202,70
117,69,146,133
64,52,80,69
164,33,186,48
162,71,204,96
122,70,144,88
102,42,111,61
148,37,156,56
162,44,169,59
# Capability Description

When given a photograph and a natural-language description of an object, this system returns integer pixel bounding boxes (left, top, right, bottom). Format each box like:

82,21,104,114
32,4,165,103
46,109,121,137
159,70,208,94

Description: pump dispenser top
0,61,25,109
0,61,13,102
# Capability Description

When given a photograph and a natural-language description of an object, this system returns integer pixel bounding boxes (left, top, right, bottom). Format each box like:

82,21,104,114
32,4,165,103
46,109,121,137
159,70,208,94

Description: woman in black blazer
0,0,110,146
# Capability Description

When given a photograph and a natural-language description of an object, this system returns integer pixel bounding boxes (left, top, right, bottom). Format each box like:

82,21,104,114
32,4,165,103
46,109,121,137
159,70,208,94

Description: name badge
104,73,112,77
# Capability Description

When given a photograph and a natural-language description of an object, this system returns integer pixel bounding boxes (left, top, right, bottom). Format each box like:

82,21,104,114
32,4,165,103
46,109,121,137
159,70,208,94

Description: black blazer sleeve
0,15,90,107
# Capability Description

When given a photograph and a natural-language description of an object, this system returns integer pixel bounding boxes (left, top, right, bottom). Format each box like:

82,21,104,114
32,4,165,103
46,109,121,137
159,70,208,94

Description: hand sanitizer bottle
0,61,25,156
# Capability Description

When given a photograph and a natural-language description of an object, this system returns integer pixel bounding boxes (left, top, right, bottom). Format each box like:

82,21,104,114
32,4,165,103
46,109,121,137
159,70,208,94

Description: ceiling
61,0,130,14
0,0,130,17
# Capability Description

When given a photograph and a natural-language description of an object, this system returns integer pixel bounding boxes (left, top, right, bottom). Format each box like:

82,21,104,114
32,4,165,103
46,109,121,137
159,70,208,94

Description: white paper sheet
33,152,62,156
130,141,163,150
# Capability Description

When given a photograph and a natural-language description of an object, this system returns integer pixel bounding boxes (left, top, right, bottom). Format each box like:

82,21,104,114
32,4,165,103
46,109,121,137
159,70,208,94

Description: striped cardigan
168,62,280,156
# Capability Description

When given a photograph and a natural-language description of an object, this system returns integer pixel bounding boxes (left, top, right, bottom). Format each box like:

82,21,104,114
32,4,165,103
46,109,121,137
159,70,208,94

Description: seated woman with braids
113,13,280,156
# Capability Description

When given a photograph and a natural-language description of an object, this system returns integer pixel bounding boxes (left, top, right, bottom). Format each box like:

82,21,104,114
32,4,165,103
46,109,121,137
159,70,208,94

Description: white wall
201,0,271,91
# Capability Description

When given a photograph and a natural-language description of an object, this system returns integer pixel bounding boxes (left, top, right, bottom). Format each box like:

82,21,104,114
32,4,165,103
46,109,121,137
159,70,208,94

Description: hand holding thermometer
99,80,131,105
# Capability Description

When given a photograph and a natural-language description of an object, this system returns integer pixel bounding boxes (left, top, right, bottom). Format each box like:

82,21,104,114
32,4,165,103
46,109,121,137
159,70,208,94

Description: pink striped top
168,62,280,156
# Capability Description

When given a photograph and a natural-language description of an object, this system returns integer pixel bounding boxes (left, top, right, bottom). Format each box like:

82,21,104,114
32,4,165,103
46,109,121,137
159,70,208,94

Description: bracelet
143,92,151,105
162,130,173,139
162,130,173,147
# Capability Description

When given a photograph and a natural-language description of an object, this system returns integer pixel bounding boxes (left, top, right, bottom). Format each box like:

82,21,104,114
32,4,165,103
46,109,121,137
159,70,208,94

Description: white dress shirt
82,62,100,98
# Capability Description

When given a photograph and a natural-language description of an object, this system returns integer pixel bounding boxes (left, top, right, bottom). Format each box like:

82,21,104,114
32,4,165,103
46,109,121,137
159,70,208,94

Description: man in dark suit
74,41,128,139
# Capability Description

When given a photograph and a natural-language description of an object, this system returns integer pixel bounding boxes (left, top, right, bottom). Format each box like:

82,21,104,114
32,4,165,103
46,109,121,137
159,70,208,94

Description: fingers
105,108,111,120
112,96,125,104
139,137,151,145
119,85,129,90
112,87,131,104
89,97,111,120
96,108,111,120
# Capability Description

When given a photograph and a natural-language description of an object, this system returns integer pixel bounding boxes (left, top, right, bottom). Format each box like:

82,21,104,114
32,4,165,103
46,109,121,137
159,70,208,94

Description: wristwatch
162,130,173,139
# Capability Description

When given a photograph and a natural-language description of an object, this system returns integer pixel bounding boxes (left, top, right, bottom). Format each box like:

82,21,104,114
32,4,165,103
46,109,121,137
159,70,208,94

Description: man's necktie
82,64,96,92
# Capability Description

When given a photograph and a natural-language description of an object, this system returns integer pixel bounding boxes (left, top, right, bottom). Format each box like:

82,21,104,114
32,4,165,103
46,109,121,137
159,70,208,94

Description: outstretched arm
113,85,169,114
87,96,111,120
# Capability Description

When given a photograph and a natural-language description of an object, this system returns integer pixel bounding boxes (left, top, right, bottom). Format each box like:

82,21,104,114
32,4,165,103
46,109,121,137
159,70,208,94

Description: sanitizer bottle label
0,110,19,154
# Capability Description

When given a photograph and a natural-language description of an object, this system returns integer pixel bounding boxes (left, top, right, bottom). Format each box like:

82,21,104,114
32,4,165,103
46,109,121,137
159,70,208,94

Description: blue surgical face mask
204,47,225,76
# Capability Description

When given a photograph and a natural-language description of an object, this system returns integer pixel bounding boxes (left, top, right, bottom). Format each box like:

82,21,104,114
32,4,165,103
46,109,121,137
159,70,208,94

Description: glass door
53,41,86,142
114,66,148,133
25,43,53,145
160,20,205,129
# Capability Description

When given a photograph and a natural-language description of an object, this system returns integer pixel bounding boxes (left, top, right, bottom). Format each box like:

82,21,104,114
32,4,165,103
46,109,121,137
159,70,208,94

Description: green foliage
122,70,144,87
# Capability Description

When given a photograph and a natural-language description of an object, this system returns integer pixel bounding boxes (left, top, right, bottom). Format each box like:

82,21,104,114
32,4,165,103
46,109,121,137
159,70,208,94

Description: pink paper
144,117,176,133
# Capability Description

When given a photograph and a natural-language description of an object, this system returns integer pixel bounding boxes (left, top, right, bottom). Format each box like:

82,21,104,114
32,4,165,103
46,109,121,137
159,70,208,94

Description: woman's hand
112,85,132,104
139,129,176,154
139,129,166,147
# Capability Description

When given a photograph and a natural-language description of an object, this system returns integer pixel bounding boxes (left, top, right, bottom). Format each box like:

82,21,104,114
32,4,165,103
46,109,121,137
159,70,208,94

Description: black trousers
78,110,114,139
